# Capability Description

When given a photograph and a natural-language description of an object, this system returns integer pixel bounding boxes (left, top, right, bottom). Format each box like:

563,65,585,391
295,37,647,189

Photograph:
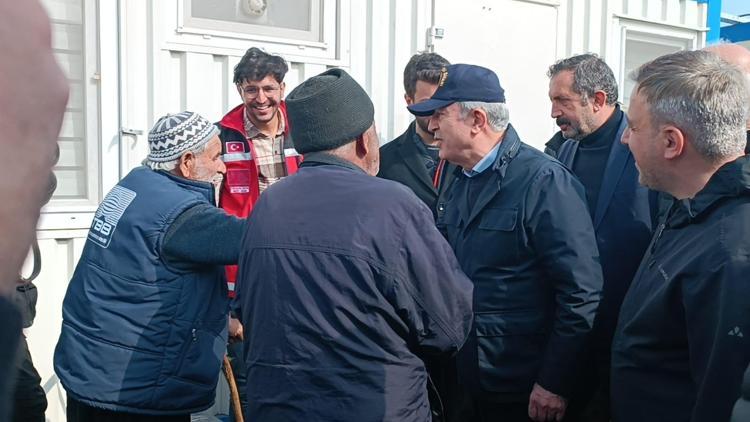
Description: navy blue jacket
54,167,232,415
236,153,474,421
552,114,656,359
438,125,602,400
612,155,750,422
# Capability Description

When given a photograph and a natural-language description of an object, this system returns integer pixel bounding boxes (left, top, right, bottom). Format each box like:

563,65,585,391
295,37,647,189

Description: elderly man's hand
528,383,567,421
228,316,244,341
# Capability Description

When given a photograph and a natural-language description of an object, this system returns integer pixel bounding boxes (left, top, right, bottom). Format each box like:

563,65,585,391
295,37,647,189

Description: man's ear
176,151,195,178
279,81,286,98
662,125,685,160
236,84,243,97
471,108,489,133
355,133,370,158
404,94,414,106
592,91,607,111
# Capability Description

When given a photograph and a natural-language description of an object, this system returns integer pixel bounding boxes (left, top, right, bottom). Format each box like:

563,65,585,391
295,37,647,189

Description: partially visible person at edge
236,68,474,421
545,53,656,422
612,50,750,422
378,52,458,221
54,112,245,422
0,0,68,419
216,47,300,418
410,64,603,422
12,160,57,422
704,43,750,154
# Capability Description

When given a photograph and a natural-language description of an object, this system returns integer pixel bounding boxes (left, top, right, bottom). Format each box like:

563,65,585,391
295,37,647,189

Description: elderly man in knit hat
54,111,245,422
235,68,474,421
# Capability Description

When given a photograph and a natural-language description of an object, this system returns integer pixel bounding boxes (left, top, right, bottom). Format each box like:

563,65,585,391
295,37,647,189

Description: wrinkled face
428,103,474,167
190,136,226,185
406,80,440,135
621,89,664,190
549,70,598,140
237,74,285,126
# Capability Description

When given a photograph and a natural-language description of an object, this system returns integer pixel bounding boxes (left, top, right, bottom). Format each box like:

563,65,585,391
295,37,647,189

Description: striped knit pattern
147,111,220,162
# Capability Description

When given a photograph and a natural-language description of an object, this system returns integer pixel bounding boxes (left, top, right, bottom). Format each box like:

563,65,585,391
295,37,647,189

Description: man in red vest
218,47,300,295
217,47,300,419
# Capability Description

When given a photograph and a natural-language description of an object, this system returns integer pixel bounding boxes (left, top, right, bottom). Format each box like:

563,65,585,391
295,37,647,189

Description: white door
431,0,561,150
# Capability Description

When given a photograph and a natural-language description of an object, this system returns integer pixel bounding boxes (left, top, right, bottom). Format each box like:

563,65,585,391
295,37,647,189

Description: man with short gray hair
612,50,750,422
411,64,603,421
546,53,656,421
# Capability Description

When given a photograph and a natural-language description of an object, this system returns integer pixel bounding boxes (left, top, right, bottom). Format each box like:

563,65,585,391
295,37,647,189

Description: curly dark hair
233,47,289,84
403,52,450,98
547,53,619,105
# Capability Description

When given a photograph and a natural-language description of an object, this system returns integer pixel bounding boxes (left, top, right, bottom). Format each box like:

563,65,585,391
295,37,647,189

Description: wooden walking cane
223,355,244,422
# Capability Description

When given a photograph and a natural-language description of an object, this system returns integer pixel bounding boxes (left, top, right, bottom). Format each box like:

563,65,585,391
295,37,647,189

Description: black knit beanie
285,68,374,154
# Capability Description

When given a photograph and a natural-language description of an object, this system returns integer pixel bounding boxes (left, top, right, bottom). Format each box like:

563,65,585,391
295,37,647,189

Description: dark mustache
556,117,572,127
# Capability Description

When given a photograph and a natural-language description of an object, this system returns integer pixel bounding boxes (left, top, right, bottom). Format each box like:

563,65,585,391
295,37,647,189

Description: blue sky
723,0,750,16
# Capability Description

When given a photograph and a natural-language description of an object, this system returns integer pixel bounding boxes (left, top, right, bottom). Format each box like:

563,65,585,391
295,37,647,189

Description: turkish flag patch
226,141,245,153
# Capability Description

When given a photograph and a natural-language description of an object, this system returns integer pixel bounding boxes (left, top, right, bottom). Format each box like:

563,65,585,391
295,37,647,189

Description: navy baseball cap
407,64,506,116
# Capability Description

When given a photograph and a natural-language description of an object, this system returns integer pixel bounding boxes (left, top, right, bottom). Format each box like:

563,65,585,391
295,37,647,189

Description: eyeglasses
240,85,281,99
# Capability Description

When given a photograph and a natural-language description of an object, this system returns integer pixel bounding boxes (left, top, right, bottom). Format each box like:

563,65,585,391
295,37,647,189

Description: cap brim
407,98,455,117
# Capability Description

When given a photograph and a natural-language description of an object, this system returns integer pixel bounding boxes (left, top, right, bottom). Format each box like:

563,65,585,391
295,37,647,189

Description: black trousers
66,396,190,422
471,399,532,422
12,336,46,422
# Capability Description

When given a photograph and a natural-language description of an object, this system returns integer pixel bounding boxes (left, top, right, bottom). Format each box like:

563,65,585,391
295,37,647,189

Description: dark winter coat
237,152,474,421
612,155,750,422
439,125,603,401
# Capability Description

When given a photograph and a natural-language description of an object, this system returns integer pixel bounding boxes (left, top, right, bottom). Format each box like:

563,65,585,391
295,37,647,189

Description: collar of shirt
243,107,286,139
463,140,502,178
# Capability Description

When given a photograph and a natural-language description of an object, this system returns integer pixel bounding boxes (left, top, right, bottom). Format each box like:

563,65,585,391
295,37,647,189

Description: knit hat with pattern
147,111,220,162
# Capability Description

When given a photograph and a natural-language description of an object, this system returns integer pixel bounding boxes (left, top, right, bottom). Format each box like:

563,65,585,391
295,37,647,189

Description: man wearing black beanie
235,68,474,421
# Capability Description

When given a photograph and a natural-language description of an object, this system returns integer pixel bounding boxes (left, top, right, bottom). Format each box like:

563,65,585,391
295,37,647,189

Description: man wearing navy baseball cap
410,64,603,422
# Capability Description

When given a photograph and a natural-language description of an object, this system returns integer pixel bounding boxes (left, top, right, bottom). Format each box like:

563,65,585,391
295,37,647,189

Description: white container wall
28,1,707,420
431,0,707,150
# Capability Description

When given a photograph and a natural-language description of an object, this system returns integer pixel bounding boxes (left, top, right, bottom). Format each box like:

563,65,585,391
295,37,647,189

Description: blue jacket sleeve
390,199,474,357
162,203,246,269
524,166,603,397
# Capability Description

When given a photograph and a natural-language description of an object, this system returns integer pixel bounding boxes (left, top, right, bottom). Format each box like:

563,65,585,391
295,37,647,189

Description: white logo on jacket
88,185,136,248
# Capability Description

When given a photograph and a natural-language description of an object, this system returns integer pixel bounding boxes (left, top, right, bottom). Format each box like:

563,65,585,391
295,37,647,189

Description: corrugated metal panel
431,0,707,149
560,0,706,59
122,0,432,148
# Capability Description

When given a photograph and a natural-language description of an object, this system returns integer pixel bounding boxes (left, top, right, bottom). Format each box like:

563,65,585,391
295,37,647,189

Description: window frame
39,0,116,231
174,0,340,61
614,17,702,109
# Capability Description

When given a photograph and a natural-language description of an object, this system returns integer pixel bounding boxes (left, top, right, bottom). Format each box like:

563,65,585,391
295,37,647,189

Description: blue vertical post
700,0,723,44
